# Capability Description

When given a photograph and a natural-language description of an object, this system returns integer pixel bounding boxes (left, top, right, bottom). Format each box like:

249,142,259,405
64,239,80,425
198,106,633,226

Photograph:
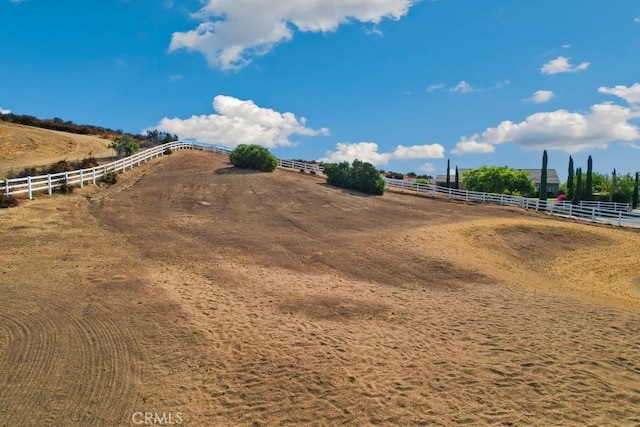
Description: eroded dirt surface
1,150,640,426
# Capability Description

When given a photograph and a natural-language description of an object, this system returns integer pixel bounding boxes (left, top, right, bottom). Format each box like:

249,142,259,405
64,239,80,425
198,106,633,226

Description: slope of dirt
0,121,114,178
1,150,639,426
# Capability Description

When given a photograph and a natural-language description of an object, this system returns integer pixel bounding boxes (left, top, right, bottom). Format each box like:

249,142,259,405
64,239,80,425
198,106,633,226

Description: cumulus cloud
541,56,590,74
0,107,11,114
320,141,444,165
598,83,640,105
146,95,329,148
169,0,415,70
450,81,474,94
525,90,555,104
635,17,640,23
453,103,640,155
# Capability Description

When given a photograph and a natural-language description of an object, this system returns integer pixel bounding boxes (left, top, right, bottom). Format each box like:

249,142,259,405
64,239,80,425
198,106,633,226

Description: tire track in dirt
0,287,141,426
0,292,62,425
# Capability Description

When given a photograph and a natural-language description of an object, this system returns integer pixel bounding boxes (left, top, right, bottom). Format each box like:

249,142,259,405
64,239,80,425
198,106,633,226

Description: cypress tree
567,155,575,201
539,150,548,200
611,168,618,202
584,155,593,201
454,166,460,190
446,159,451,188
633,172,639,209
573,167,583,205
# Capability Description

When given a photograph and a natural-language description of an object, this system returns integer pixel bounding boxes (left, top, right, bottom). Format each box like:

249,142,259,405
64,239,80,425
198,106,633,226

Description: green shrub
229,144,277,172
0,194,19,208
323,159,385,195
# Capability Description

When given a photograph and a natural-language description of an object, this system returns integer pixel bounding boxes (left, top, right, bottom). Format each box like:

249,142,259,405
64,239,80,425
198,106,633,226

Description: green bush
323,159,385,195
229,144,277,172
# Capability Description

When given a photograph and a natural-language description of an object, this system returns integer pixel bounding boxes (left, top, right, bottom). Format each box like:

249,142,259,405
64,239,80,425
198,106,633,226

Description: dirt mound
1,149,640,426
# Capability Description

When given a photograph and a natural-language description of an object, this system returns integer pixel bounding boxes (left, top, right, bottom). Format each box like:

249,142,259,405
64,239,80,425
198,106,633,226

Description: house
522,168,561,197
435,168,561,197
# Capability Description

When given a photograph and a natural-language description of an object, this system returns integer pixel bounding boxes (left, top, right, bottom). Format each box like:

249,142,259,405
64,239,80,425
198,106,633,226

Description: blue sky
1,0,639,180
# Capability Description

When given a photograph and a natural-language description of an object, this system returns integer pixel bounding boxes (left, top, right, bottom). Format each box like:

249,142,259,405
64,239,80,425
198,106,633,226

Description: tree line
445,151,638,209
0,112,178,147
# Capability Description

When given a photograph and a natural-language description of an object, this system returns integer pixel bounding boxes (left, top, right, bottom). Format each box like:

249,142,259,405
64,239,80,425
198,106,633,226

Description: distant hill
0,121,115,178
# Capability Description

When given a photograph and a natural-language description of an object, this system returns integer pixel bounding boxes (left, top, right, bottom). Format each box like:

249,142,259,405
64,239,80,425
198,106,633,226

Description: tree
584,155,593,201
446,159,451,188
109,135,139,157
539,150,548,200
573,167,583,205
323,159,385,195
454,166,460,190
229,144,278,172
462,166,535,196
633,172,639,209
567,155,575,201
611,168,618,202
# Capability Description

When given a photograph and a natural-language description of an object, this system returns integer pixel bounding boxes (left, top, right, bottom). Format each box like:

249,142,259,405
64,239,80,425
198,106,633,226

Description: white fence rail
1,140,638,228
382,178,640,228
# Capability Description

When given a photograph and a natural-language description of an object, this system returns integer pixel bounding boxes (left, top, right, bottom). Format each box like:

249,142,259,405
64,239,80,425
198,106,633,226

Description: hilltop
0,121,115,178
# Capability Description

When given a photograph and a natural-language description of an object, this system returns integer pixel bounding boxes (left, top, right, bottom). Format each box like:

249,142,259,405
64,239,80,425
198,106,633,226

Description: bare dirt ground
1,146,640,426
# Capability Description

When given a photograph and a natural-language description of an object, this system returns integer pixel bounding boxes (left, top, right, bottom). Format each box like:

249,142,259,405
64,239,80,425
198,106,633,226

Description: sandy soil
1,147,640,426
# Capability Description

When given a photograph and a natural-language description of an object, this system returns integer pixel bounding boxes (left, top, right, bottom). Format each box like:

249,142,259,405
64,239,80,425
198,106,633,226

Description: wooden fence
2,140,638,228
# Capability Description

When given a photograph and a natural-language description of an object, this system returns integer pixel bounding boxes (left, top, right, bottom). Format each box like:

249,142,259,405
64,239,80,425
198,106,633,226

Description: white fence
382,178,640,228
2,140,638,228
1,141,190,198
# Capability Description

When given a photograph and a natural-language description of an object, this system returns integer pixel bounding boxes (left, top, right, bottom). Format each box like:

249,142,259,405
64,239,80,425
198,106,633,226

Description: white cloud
320,141,445,165
0,107,11,115
168,74,183,81
426,83,445,92
146,95,329,148
634,17,640,23
598,83,640,105
364,25,384,36
453,102,640,155
169,0,415,70
451,137,495,154
420,162,436,174
541,56,590,74
495,80,510,89
392,144,445,159
526,90,555,104
450,81,474,94
561,44,571,49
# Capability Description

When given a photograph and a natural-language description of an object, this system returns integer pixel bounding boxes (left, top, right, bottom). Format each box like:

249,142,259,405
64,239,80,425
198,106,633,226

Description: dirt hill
0,121,114,178
0,131,639,426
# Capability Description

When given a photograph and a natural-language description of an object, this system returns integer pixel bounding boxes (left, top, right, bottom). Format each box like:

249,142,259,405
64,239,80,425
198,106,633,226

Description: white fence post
80,170,84,188
27,176,32,199
47,174,52,196
92,168,96,185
